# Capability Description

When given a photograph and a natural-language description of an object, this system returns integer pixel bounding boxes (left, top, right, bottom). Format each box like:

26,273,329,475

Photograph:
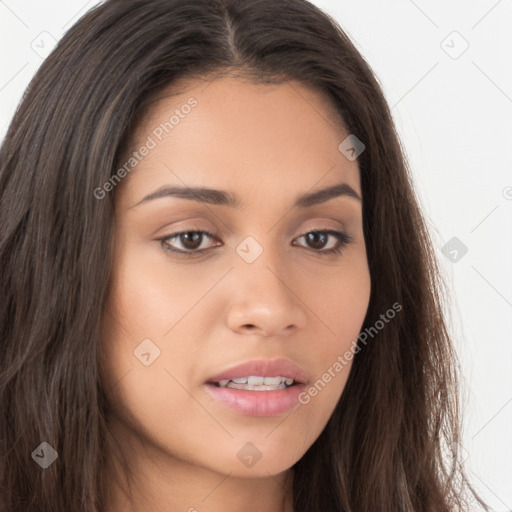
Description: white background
1,0,511,510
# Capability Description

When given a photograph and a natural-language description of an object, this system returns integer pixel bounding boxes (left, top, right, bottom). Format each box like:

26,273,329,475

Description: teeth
228,382,287,390
215,376,295,390
261,376,282,385
248,376,264,385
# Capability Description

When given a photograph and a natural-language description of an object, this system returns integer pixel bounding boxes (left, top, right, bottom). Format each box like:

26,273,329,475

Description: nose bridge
226,233,307,336
234,233,289,296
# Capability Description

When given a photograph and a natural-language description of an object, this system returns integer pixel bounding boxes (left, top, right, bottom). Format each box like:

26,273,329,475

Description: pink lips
206,358,308,385
204,358,308,417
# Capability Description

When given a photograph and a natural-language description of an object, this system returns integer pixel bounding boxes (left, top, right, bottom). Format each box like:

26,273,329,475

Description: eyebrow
129,181,361,209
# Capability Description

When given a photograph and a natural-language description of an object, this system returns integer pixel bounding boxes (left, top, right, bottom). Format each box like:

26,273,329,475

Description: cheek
301,252,371,352
105,242,217,337
295,255,370,409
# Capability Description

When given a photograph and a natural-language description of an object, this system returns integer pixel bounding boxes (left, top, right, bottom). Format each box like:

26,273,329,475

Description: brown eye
293,230,352,254
158,230,220,254
177,232,203,250
157,229,351,258
304,232,328,250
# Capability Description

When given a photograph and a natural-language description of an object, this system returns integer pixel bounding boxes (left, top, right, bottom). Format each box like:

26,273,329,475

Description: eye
158,230,220,255
293,230,352,255
156,229,352,256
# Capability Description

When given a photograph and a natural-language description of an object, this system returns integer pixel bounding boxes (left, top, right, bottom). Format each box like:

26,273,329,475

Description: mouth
211,375,297,391
204,358,308,417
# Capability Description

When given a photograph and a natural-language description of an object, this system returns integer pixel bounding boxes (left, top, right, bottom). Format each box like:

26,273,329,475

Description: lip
204,358,309,417
206,358,309,385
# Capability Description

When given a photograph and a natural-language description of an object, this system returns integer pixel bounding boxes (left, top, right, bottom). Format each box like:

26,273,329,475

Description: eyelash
156,229,352,257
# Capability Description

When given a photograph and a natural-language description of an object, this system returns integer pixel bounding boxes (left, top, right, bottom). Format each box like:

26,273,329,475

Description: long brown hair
0,0,489,510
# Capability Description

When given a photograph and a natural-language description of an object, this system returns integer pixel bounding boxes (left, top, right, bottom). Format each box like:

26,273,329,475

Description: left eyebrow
294,182,361,207
129,181,361,209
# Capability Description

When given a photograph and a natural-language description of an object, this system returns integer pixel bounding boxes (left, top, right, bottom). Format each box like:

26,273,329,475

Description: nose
226,250,307,338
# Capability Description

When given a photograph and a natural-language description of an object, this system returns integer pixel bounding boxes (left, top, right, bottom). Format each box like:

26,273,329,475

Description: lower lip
204,383,306,417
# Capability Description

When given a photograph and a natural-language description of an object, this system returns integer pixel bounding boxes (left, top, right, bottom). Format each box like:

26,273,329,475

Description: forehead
138,74,348,135
116,76,361,207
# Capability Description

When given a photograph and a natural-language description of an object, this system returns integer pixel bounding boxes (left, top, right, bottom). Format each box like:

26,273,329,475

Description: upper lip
206,358,309,385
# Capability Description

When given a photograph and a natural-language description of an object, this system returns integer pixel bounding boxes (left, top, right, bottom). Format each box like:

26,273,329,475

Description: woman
0,0,489,510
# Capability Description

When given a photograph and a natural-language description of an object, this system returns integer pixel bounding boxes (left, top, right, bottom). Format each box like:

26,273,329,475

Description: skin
99,75,371,512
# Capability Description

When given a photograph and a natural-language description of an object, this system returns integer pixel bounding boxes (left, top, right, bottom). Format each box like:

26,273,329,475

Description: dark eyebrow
129,181,361,209
294,182,361,207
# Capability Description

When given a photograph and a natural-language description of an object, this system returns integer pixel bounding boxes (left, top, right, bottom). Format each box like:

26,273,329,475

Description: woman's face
100,76,371,481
